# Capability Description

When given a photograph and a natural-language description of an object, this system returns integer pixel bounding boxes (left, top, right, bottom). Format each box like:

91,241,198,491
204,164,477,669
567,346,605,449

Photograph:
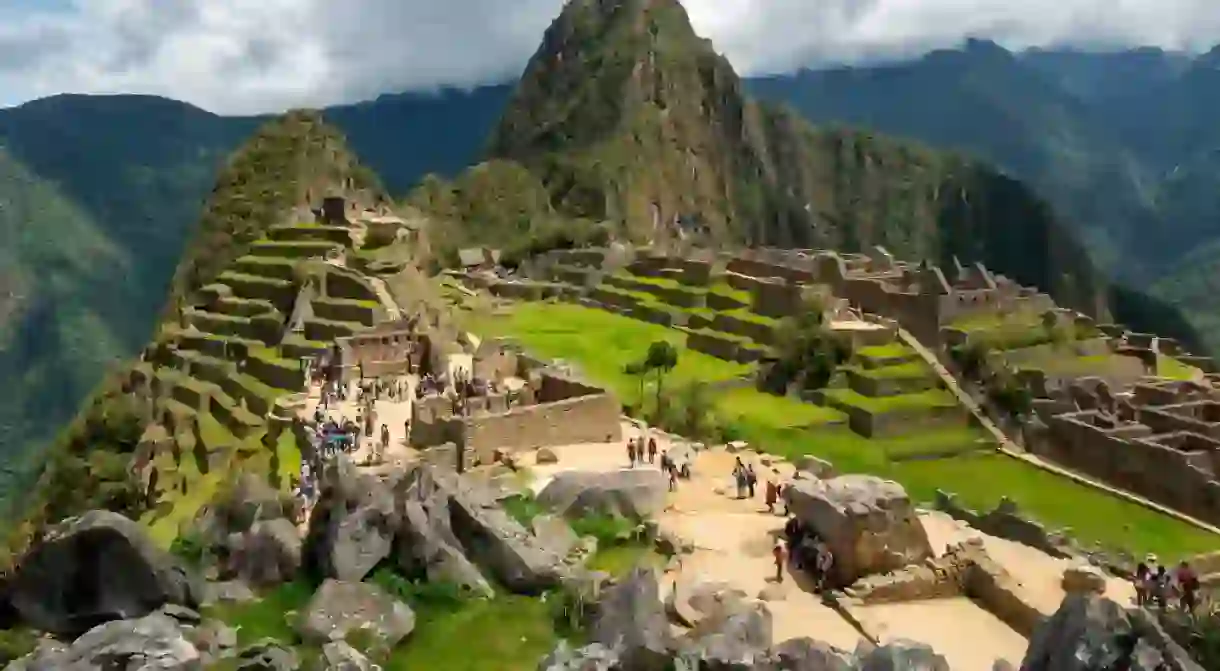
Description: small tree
643,340,679,412
623,360,648,410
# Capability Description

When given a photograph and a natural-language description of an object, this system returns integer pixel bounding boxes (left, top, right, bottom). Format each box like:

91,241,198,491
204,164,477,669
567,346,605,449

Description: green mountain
1,2,1215,511
7,110,382,542
446,0,1107,318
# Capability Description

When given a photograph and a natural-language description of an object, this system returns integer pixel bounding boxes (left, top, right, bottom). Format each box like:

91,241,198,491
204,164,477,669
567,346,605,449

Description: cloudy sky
2,0,1219,115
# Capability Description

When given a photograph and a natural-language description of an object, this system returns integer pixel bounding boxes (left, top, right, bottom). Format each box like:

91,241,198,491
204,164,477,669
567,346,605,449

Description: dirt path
522,428,866,650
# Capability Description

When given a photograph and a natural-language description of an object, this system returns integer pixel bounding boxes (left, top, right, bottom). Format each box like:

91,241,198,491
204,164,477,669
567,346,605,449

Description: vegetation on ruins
763,297,853,396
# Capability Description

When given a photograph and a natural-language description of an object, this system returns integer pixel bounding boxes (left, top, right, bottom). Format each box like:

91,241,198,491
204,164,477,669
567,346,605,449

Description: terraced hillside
134,221,389,545
1,112,393,559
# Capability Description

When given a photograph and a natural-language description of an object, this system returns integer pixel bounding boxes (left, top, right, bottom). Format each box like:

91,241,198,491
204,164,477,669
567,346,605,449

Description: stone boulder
532,515,580,560
783,476,933,587
304,458,398,582
793,455,835,479
763,637,856,670
198,475,292,541
233,639,299,671
10,510,201,636
1060,564,1107,595
538,641,622,670
677,600,773,670
590,567,673,671
7,613,200,670
225,518,301,587
855,639,950,670
395,464,568,594
321,641,376,670
537,470,668,521
297,580,415,651
1021,594,1203,671
536,448,560,465
665,576,747,628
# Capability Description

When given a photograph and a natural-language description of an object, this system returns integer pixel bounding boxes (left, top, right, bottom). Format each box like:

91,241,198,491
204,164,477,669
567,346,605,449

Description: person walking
647,438,657,464
764,477,778,514
746,464,757,499
627,439,637,467
733,462,747,499
1175,560,1200,615
772,541,788,584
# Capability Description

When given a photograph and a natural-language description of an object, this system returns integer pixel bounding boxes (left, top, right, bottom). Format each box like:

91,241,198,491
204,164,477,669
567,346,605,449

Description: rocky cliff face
478,0,1106,316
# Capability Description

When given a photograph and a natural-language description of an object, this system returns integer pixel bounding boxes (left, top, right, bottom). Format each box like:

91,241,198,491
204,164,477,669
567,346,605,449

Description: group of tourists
1135,554,1201,615
778,514,835,590
625,434,690,490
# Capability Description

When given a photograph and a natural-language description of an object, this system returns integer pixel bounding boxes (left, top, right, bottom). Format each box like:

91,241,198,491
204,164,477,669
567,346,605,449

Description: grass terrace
821,387,958,414
467,301,750,403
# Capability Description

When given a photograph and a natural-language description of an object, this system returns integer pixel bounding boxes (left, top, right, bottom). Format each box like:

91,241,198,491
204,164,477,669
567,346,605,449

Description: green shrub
368,566,474,616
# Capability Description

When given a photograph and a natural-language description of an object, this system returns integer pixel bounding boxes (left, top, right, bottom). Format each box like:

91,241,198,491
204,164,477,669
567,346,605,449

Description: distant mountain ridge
2,27,1219,510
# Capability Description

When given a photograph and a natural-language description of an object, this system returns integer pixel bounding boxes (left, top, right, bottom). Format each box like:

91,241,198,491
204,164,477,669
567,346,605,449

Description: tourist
733,460,747,499
1175,561,1199,615
668,465,678,492
764,476,778,514
380,424,390,462
1150,565,1170,610
636,436,647,465
647,438,657,464
627,440,637,467
815,542,835,592
772,541,787,584
1134,560,1151,606
746,464,757,498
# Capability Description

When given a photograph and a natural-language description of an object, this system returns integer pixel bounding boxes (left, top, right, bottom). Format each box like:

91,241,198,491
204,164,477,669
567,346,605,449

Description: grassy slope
474,300,1218,559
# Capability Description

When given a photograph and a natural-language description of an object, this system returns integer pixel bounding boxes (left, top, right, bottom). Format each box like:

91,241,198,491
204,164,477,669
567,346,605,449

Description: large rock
233,639,299,671
677,600,773,670
321,641,376,670
538,641,622,670
395,464,568,594
304,458,398,582
783,476,933,587
537,470,668,521
590,567,673,671
763,637,856,670
7,613,201,670
855,639,949,670
225,518,302,587
1021,594,1203,671
297,579,415,651
665,576,747,628
10,510,201,636
1060,564,1107,595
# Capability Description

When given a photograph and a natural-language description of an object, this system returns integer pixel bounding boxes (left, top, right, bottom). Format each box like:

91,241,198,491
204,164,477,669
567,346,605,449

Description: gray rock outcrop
589,567,673,671
304,458,398,582
784,475,933,587
677,600,773,670
395,464,569,594
537,470,668,521
297,579,415,651
10,510,201,636
1021,594,1203,671
6,612,201,671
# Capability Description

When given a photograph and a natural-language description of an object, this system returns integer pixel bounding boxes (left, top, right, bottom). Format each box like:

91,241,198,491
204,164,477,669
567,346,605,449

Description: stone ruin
1026,377,1220,525
408,340,622,470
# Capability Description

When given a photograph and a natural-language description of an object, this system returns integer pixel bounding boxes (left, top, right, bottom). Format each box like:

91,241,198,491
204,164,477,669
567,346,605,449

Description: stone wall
844,539,1045,638
750,279,804,319
816,392,966,439
686,331,746,362
323,268,380,303
725,257,815,284
709,313,775,345
462,393,622,464
933,491,1075,559
311,299,377,326
245,356,305,392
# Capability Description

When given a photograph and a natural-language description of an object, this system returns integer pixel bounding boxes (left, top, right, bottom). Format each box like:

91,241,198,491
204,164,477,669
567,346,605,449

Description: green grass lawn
853,360,933,380
949,310,1042,332
822,387,958,414
1157,355,1202,381
714,388,845,428
886,454,1220,560
469,302,750,404
856,342,912,359
385,596,562,671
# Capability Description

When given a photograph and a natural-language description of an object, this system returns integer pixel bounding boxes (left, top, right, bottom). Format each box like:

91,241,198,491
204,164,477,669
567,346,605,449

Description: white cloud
2,0,1219,115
